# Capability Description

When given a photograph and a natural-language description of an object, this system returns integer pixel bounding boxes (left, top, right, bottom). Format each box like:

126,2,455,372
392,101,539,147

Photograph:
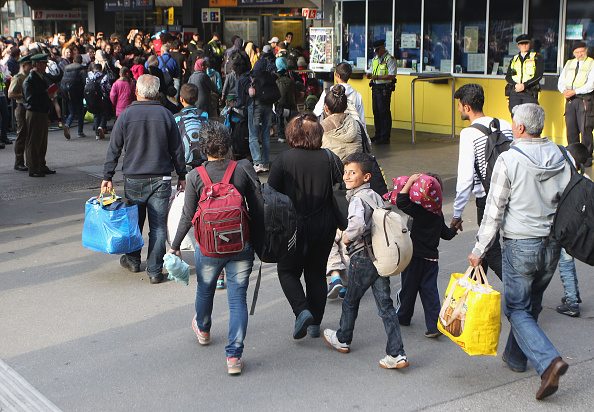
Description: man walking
101,75,186,284
505,34,543,113
558,41,594,167
7,54,32,167
451,83,512,280
366,39,396,144
468,103,571,400
23,53,56,178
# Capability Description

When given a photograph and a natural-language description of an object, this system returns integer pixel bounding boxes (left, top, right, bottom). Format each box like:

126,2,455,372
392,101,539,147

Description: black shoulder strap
470,122,491,136
358,120,372,154
556,145,578,176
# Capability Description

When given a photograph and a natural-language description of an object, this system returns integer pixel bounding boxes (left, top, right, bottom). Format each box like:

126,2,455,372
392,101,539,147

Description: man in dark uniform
7,54,32,170
505,34,543,113
366,39,396,144
23,53,56,177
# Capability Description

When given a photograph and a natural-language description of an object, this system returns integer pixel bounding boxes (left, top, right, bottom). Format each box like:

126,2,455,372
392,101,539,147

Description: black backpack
251,70,281,105
471,118,511,194
84,77,104,114
225,50,246,75
550,146,594,266
231,115,250,159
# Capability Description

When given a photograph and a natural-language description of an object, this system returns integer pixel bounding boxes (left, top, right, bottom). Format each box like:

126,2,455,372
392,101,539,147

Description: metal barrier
410,73,456,143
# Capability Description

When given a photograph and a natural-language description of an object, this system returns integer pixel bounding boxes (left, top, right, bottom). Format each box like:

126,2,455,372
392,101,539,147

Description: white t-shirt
453,116,513,218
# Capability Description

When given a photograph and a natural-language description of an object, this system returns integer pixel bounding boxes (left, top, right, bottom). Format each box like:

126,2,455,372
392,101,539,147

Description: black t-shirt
169,51,186,79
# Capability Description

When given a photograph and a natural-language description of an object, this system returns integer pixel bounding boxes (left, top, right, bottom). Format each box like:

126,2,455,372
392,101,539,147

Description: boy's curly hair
198,121,231,159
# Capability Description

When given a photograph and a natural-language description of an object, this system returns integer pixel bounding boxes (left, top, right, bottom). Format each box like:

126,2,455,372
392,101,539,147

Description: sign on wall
309,27,334,72
302,8,317,19
33,10,83,20
209,0,237,6
202,8,221,23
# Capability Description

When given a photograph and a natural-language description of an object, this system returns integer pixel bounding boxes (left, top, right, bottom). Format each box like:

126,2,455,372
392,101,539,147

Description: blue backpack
174,107,209,166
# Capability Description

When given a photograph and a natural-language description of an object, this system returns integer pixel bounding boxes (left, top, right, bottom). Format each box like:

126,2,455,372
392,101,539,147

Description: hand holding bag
437,266,501,356
82,190,144,254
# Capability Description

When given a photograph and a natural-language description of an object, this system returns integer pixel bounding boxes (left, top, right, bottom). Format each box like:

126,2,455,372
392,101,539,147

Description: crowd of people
1,27,589,401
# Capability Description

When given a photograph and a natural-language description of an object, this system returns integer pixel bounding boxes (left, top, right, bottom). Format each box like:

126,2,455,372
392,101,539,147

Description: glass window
454,0,487,74
487,0,523,75
224,19,259,47
394,0,421,71
529,0,560,73
423,0,453,72
342,0,366,69
564,0,594,64
271,19,304,49
367,0,394,70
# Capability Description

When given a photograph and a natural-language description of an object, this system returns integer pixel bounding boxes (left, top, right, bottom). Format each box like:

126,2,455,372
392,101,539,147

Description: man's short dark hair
180,83,198,105
454,83,484,113
171,39,180,49
10,47,20,59
343,153,373,175
335,62,352,82
286,32,293,37
73,54,83,64
567,142,589,169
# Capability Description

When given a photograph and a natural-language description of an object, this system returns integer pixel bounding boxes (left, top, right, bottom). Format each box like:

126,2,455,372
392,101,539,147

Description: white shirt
557,59,594,95
314,83,366,126
453,116,513,218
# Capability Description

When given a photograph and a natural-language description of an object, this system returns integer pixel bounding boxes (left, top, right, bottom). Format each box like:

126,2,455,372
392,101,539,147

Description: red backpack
192,161,250,257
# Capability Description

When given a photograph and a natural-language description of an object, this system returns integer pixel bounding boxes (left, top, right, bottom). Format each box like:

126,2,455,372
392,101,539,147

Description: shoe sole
380,360,409,369
192,316,210,345
425,333,441,338
228,367,242,375
327,284,342,299
64,127,71,140
323,333,350,353
536,362,569,400
556,307,579,317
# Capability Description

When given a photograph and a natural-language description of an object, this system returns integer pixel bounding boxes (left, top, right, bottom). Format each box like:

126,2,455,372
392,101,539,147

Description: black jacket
396,193,457,259
103,100,186,182
62,62,86,93
23,70,51,113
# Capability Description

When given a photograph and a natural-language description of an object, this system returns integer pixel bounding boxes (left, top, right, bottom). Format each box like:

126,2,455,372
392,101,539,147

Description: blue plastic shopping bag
82,192,144,254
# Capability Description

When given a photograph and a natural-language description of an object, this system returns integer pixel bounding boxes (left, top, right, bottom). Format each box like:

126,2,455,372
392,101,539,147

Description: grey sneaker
556,303,580,317
379,354,409,369
323,329,350,353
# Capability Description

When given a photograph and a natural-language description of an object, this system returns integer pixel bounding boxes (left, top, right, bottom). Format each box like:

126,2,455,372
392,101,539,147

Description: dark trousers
13,104,27,167
25,111,48,174
277,227,335,325
337,251,405,356
397,256,440,333
372,86,392,143
65,90,85,134
508,90,538,114
476,196,503,280
0,95,9,139
565,98,594,162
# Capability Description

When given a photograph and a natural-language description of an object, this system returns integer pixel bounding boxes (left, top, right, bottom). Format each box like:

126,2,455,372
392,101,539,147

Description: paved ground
0,123,593,411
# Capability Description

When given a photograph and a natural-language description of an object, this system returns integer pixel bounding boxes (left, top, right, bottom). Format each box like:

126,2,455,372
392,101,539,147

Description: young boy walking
323,153,409,369
394,173,458,337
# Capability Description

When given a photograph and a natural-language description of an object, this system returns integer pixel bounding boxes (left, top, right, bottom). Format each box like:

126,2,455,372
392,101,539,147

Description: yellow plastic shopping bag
437,266,501,356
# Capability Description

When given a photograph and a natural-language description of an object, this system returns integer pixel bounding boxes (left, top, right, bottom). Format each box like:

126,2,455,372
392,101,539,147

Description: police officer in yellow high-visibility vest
505,34,543,114
558,41,594,167
366,39,396,145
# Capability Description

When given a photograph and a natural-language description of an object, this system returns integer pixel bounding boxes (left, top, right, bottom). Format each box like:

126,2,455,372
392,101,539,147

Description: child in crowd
131,56,145,80
324,153,409,369
392,173,457,338
556,142,589,317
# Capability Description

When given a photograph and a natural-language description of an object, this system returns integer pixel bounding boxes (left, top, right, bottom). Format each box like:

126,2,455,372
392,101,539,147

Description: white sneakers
253,164,270,173
379,354,409,369
323,329,351,353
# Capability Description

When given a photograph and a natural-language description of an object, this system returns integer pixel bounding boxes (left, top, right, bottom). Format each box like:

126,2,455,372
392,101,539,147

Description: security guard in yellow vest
366,39,396,144
558,41,594,167
505,34,543,113
207,32,224,72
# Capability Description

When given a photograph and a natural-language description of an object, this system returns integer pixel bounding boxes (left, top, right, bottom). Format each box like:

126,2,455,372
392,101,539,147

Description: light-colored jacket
345,183,385,255
321,113,363,162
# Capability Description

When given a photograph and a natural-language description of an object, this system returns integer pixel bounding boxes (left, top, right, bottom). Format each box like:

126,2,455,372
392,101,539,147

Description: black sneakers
556,303,580,317
120,255,140,273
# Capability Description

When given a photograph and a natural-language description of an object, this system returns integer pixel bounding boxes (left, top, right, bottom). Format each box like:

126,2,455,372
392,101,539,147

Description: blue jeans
337,251,406,357
65,91,85,134
124,177,171,276
248,101,271,167
194,243,254,358
502,238,561,376
558,248,579,305
94,111,108,135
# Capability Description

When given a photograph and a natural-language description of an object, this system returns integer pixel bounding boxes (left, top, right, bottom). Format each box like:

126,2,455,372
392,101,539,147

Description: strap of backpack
222,160,237,184
196,165,212,186
470,122,492,190
556,145,578,175
358,120,372,154
354,192,381,210
249,262,262,316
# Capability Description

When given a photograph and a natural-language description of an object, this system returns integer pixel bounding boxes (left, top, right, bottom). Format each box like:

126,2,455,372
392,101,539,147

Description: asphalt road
1,125,592,411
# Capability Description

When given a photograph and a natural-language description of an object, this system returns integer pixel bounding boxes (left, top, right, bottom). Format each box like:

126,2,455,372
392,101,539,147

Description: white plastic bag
167,189,196,251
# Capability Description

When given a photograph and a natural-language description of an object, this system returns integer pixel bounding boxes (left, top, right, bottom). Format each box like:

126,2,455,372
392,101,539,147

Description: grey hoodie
499,137,571,239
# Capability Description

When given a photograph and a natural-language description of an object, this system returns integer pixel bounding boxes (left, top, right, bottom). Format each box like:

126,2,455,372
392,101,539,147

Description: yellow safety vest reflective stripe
510,52,536,83
565,57,594,89
208,40,223,56
372,52,392,77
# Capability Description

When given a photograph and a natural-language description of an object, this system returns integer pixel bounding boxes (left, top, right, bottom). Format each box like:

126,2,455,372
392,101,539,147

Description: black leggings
277,228,335,325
